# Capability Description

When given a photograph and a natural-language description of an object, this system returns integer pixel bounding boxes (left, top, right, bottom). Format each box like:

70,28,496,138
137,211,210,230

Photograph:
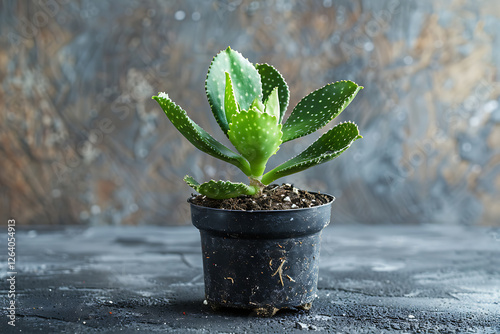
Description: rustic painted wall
1,0,499,226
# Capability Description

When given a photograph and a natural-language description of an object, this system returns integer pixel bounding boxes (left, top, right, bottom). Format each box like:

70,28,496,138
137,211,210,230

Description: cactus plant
153,47,362,199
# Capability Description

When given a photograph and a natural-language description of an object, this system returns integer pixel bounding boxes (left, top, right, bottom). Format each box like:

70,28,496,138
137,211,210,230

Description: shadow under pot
188,193,334,317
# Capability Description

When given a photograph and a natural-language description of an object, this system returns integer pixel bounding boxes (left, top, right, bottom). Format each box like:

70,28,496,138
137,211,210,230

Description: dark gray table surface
1,224,499,333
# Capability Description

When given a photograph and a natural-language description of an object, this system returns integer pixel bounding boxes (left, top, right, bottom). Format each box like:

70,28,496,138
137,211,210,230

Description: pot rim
187,191,335,213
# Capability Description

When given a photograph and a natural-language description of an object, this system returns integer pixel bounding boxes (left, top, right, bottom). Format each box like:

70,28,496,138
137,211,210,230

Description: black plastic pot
188,193,334,316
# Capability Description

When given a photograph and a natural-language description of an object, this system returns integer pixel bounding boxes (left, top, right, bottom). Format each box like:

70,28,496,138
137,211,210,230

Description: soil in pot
189,183,331,210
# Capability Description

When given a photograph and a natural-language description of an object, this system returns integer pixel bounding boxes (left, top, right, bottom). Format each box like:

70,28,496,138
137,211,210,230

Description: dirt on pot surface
189,183,333,211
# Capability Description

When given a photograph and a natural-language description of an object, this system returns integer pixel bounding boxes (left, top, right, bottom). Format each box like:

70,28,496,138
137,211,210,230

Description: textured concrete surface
1,224,499,333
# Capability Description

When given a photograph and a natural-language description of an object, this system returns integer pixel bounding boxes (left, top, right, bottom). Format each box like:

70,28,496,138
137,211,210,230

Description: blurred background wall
1,0,499,226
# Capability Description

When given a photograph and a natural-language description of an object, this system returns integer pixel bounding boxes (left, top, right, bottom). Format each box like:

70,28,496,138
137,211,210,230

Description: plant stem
249,177,265,196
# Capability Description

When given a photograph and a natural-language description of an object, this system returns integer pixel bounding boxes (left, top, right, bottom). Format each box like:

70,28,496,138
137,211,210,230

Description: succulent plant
152,47,362,199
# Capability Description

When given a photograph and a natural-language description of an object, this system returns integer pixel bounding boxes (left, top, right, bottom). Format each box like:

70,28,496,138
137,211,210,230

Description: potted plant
152,47,362,316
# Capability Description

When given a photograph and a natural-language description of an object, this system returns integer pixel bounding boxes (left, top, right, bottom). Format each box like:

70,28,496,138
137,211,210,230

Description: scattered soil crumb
190,183,333,211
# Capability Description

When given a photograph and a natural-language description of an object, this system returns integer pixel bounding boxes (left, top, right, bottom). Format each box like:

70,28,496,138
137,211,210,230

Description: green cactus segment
281,81,362,142
206,47,262,134
261,122,362,185
153,94,251,176
255,63,290,122
184,176,258,199
228,108,283,177
224,72,239,124
184,175,201,188
264,87,280,120
251,96,265,112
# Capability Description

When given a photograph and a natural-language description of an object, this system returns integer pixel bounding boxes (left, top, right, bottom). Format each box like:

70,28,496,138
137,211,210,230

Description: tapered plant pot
188,193,334,317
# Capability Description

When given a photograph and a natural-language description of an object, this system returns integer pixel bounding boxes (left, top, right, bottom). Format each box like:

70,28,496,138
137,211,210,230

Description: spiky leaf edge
262,122,362,184
153,94,251,176
184,176,258,199
255,63,290,123
282,80,363,142
205,47,262,135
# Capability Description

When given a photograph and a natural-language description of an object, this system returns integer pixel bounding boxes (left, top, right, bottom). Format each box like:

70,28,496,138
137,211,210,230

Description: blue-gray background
1,0,499,226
